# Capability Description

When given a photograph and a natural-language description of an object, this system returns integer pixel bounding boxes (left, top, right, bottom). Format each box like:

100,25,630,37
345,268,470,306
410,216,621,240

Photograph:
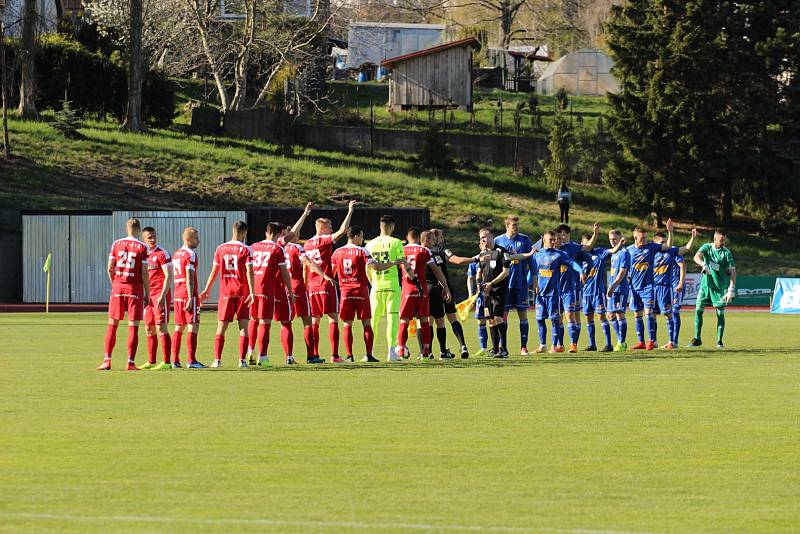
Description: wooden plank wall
388,45,472,111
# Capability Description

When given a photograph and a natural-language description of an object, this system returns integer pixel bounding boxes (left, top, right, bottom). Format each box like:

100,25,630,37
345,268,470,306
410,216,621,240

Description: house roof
61,0,85,12
350,22,445,30
381,37,480,68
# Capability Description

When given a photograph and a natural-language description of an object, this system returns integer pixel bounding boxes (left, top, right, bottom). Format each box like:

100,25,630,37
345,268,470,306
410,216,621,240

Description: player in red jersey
140,227,173,370
332,225,404,362
249,222,295,365
199,221,255,368
395,226,450,360
97,218,150,370
172,227,206,368
293,200,355,362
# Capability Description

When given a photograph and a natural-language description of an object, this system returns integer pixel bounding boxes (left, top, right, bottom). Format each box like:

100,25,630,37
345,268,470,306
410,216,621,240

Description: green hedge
4,34,175,127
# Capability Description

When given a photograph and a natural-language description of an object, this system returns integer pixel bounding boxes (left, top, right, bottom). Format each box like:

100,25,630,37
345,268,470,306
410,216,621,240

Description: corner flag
43,253,51,273
455,294,478,322
43,253,52,313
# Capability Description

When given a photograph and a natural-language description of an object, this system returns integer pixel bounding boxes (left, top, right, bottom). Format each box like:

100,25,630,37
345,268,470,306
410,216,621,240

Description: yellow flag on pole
43,252,52,314
455,293,478,322
42,253,51,273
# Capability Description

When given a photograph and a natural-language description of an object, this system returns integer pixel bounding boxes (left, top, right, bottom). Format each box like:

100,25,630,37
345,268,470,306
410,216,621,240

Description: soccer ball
395,345,410,359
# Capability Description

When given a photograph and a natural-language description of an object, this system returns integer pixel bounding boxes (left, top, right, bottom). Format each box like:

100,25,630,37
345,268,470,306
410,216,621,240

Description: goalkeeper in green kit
366,215,406,362
688,229,736,349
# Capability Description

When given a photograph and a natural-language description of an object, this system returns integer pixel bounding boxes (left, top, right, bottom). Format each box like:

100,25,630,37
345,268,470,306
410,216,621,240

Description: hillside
2,117,799,278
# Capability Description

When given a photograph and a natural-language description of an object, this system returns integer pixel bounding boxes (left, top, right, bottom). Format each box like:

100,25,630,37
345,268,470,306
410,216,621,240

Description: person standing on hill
557,182,571,224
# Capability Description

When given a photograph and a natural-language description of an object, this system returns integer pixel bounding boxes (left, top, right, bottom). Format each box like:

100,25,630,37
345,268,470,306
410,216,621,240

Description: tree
16,0,38,117
0,0,10,158
604,0,800,228
543,108,573,188
121,0,144,132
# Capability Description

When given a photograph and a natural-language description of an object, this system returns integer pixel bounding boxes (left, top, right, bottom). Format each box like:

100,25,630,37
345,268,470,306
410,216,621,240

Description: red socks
397,321,409,347
172,331,183,364
239,335,248,360
247,320,258,352
187,332,198,363
364,325,374,356
343,324,354,357
280,323,293,357
303,326,314,357
258,322,271,357
127,326,139,362
329,322,339,357
422,323,432,355
214,335,224,362
146,335,158,364
104,324,118,358
312,322,320,356
159,333,171,364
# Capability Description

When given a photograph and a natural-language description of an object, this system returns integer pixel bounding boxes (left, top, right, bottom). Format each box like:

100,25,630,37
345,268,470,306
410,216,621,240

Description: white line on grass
0,512,661,534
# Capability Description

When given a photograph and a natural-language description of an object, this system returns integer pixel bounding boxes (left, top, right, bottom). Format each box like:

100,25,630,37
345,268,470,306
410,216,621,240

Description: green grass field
2,311,798,533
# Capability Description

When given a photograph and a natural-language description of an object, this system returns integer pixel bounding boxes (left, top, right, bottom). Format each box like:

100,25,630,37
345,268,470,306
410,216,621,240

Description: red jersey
213,240,253,297
332,244,374,292
278,237,307,290
146,245,171,297
251,240,287,297
108,237,148,288
401,244,434,296
303,234,335,288
172,246,198,299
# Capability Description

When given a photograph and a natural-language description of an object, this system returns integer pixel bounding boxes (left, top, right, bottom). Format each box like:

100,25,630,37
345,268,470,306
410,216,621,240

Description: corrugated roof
381,37,479,67
350,22,445,29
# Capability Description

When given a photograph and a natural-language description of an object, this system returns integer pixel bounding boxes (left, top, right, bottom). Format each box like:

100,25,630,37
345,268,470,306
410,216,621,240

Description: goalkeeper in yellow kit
366,215,406,362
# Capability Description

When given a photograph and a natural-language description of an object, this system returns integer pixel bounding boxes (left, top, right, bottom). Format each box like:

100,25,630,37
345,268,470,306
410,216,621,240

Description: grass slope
2,117,799,276
1,311,799,533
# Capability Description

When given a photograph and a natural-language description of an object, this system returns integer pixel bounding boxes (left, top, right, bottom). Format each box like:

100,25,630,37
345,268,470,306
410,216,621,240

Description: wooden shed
381,37,479,112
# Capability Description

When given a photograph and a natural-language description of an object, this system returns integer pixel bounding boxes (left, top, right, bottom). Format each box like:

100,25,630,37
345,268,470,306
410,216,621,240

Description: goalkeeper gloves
723,286,735,304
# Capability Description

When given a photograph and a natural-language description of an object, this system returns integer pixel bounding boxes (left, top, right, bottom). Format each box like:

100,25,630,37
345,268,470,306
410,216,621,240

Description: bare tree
16,0,38,117
122,0,145,132
0,0,10,158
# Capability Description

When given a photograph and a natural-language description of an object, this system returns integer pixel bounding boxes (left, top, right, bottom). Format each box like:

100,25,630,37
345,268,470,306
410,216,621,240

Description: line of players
96,208,715,370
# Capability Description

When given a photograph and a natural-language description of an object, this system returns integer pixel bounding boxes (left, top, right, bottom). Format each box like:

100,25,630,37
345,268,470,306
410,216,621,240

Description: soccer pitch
1,312,798,534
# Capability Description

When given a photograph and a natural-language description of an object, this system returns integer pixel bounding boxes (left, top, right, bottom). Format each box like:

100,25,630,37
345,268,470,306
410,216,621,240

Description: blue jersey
626,242,663,290
653,246,679,287
532,249,569,297
495,233,534,289
559,241,584,293
582,247,611,297
609,249,631,296
671,255,684,288
467,262,479,288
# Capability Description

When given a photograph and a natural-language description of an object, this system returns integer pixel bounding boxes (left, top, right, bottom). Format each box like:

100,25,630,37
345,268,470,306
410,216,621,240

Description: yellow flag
408,320,417,336
455,294,478,322
42,253,52,273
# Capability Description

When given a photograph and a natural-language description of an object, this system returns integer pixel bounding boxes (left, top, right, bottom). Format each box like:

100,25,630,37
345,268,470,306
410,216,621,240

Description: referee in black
476,227,512,358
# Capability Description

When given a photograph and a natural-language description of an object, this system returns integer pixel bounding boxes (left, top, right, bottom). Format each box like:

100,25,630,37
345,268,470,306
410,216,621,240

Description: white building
536,48,620,96
347,22,444,70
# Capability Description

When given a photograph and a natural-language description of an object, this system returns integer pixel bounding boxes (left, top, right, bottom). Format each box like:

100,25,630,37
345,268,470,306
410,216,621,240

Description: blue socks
619,318,628,343
537,319,547,346
672,312,681,344
647,314,657,343
600,320,612,347
552,320,562,346
635,316,645,342
666,315,674,345
520,320,529,349
478,323,488,350
586,321,596,347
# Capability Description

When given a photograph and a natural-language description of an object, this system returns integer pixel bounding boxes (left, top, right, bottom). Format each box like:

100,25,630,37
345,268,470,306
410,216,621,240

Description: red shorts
108,286,144,321
339,287,371,321
308,281,338,317
292,286,312,318
250,295,273,320
217,294,251,322
144,295,170,326
272,289,294,323
400,292,429,320
174,296,200,325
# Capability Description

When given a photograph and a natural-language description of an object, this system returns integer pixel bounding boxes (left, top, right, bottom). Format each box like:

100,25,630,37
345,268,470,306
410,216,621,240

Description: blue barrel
376,66,386,81
357,71,367,83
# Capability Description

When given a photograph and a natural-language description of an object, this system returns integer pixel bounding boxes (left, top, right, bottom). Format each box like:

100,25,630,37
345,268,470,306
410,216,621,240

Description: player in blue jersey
580,232,626,352
652,228,696,348
626,220,677,350
670,251,687,346
556,223,599,353
494,215,535,355
606,229,631,351
466,261,488,356
531,230,571,353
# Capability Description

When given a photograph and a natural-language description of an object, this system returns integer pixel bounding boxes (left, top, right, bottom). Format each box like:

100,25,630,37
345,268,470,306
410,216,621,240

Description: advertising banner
770,278,800,314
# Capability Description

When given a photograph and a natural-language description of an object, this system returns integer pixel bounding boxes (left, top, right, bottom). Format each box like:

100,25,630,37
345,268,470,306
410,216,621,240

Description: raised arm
663,218,674,250
290,202,313,237
444,248,479,265
679,228,697,255
332,200,357,242
609,236,626,255
582,222,601,251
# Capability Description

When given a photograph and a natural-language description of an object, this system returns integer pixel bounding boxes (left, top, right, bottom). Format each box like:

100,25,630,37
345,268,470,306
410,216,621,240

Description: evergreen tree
543,109,574,188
